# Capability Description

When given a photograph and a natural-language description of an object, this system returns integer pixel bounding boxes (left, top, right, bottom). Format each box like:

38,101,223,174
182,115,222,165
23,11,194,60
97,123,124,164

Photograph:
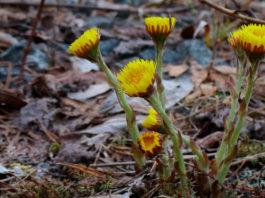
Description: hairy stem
218,62,258,182
96,49,145,168
216,58,245,165
147,95,189,193
155,45,165,108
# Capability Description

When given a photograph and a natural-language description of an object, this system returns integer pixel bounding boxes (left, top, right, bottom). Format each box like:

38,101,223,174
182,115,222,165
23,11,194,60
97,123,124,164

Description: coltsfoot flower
229,24,265,60
69,27,100,61
142,108,163,131
138,131,162,156
117,59,156,97
145,17,176,44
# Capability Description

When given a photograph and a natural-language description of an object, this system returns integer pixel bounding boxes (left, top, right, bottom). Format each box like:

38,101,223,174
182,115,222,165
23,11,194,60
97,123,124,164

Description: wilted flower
69,27,100,61
117,59,156,97
138,131,162,156
142,108,163,131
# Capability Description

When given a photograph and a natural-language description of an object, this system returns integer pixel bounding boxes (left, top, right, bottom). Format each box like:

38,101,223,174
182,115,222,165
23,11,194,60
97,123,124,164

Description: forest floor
0,0,265,197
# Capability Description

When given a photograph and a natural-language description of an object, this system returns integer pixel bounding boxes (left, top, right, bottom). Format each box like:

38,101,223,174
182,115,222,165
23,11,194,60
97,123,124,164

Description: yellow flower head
69,28,100,61
117,59,156,97
138,131,162,156
145,17,176,35
229,24,265,55
142,108,163,130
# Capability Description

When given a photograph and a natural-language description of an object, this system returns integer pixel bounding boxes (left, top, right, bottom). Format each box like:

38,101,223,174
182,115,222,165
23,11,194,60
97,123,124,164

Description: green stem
147,95,188,192
155,45,165,108
158,135,174,195
181,135,209,172
96,49,145,168
161,135,171,179
217,62,258,182
216,59,245,165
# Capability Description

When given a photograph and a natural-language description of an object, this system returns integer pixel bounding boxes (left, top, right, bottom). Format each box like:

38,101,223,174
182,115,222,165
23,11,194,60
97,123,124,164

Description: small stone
85,16,114,28
0,40,49,71
139,48,180,64
100,39,120,56
175,39,212,66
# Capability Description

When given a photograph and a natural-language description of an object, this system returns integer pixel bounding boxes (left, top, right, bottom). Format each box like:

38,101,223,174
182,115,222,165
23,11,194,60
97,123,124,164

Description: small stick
19,0,46,84
90,153,216,168
230,152,265,166
199,0,265,24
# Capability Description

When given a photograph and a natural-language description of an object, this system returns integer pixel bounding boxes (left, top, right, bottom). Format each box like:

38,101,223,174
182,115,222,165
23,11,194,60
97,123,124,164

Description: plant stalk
217,62,258,182
216,58,245,165
96,49,145,168
155,44,165,108
147,95,189,193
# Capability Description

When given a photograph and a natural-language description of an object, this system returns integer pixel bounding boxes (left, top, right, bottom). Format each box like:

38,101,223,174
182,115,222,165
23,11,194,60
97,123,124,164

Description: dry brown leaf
185,90,201,102
164,64,189,78
191,63,208,88
67,82,111,100
197,131,223,148
200,83,217,96
213,65,236,75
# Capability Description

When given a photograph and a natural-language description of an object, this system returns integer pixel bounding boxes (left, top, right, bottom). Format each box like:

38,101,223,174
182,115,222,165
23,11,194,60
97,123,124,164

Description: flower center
252,30,265,38
143,135,155,147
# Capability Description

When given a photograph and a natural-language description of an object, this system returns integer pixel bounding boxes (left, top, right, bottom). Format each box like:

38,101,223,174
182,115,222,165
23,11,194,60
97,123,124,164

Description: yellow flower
145,17,176,35
138,131,162,156
229,24,265,55
117,59,156,97
142,108,163,130
69,27,100,61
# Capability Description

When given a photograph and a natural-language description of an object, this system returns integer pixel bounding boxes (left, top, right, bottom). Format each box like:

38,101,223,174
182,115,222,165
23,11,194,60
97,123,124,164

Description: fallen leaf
54,144,95,164
70,56,99,73
0,89,27,109
79,114,146,135
191,62,208,88
114,39,153,55
213,65,236,75
200,83,217,96
185,90,201,102
164,64,189,78
67,82,111,100
197,131,223,148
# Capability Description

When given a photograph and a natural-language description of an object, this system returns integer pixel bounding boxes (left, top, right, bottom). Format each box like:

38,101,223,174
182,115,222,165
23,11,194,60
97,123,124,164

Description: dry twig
199,0,265,24
19,0,46,84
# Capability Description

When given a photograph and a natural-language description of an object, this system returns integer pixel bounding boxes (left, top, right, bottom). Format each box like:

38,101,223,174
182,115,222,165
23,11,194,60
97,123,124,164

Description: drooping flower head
117,59,156,97
69,27,100,61
145,17,176,45
138,131,162,156
142,108,163,131
229,24,265,61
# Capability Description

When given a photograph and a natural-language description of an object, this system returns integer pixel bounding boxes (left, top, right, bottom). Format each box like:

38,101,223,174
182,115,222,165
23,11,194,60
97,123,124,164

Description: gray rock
175,39,212,66
0,41,49,84
85,16,114,28
100,39,120,56
0,40,49,71
139,48,180,64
